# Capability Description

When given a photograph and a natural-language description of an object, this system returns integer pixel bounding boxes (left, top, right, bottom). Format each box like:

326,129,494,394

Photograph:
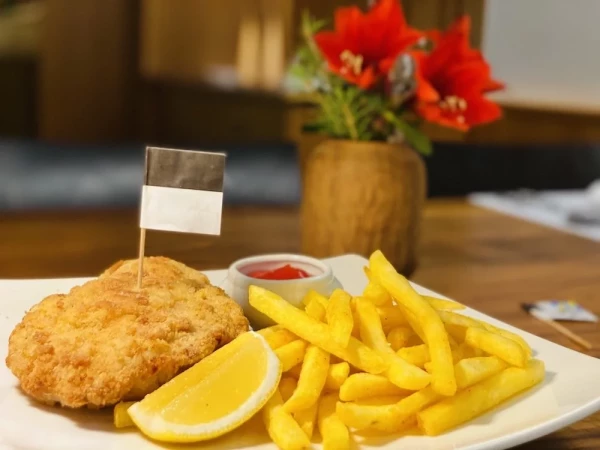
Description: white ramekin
221,253,342,329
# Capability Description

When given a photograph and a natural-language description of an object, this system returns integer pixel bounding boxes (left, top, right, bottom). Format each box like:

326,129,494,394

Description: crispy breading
6,257,249,408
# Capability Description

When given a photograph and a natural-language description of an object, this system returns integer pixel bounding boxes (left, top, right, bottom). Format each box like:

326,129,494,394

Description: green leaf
383,111,433,156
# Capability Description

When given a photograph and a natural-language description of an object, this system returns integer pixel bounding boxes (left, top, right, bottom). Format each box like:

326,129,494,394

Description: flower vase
301,139,426,276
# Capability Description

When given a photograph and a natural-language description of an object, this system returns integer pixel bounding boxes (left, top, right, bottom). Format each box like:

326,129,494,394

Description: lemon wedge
128,331,281,443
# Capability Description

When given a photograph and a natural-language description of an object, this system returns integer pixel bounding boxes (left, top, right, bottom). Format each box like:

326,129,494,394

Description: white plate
1,254,599,450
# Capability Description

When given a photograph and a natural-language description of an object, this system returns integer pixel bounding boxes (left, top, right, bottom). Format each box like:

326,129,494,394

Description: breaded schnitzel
6,257,249,408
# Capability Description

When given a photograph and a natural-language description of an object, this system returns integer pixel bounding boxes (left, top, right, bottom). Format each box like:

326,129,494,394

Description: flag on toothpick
140,147,226,235
136,147,225,288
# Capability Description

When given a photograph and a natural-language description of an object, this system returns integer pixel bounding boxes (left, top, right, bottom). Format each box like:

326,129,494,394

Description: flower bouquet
295,0,503,274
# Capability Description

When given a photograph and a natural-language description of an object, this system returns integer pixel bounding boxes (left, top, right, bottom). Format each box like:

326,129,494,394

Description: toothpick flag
140,147,226,235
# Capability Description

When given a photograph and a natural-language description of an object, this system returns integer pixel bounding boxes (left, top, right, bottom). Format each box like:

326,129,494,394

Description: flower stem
342,103,359,140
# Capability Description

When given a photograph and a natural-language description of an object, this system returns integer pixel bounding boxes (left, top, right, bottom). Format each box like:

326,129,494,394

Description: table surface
2,199,599,449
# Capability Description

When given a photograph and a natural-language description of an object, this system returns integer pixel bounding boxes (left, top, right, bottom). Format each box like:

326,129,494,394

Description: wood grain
1,200,600,448
301,140,426,275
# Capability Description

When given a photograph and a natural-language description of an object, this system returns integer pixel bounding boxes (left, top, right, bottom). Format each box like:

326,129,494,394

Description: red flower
413,16,504,131
314,0,423,89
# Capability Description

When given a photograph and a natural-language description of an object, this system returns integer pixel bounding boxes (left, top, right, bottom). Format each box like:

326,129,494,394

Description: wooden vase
301,139,426,276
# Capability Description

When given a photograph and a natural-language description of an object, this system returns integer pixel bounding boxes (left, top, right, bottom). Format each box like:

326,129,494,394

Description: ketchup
249,264,311,280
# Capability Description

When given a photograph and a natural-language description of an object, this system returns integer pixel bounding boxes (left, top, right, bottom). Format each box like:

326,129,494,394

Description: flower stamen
340,50,364,76
439,95,468,112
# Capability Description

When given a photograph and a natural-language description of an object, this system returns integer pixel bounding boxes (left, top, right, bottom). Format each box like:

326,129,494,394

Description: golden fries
249,286,386,374
258,325,298,350
356,298,431,390
340,373,410,402
377,305,408,330
318,393,350,450
294,402,319,439
387,326,415,351
479,320,533,357
423,295,465,311
363,280,393,306
465,327,528,367
326,289,354,347
397,345,430,368
285,345,330,413
325,362,350,391
287,363,302,379
279,376,319,438
337,355,509,432
250,249,543,449
279,377,298,402
305,297,326,322
370,250,456,396
337,386,439,431
263,389,311,450
114,401,136,428
275,340,308,372
302,289,328,308
417,359,545,435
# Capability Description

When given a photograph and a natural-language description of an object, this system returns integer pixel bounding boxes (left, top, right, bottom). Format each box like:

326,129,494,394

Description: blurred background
1,0,599,213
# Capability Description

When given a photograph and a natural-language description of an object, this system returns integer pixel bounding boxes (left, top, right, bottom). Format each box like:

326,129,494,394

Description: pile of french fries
251,250,545,450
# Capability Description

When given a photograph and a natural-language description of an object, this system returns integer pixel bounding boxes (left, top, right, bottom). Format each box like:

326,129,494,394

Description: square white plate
1,254,600,450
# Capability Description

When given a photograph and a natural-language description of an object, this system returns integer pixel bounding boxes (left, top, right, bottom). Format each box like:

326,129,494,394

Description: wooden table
2,199,599,448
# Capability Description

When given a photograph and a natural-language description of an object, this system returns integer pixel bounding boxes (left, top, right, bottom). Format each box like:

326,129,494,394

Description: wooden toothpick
137,228,147,289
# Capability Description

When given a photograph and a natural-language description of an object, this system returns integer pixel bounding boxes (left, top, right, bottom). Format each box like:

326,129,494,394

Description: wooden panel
465,105,600,144
401,0,485,47
0,57,37,137
38,0,139,142
146,83,288,144
140,0,242,83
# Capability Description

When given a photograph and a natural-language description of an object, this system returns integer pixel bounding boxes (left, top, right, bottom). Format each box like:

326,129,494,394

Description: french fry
340,373,410,402
263,389,311,450
439,310,532,357
288,363,302,379
355,395,408,406
417,359,545,435
337,356,508,432
465,327,528,367
279,377,298,402
423,295,465,311
377,305,408,330
294,402,319,439
280,375,319,438
350,297,361,338
275,340,308,372
292,361,349,389
397,345,430,368
397,305,428,343
319,393,351,450
305,297,326,322
114,401,136,428
363,281,393,306
284,345,330,413
258,325,298,350
453,356,507,388
451,341,483,363
337,386,439,431
326,289,354,347
387,326,415,351
370,250,456,396
355,298,431,390
325,362,350,391
479,321,533,358
445,323,467,342
249,286,386,374
303,289,328,308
